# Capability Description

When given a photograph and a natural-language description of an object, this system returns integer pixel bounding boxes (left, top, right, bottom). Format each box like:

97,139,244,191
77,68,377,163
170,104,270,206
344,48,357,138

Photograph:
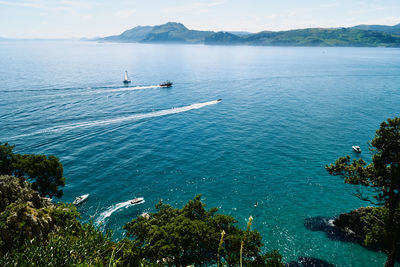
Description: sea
1,40,399,266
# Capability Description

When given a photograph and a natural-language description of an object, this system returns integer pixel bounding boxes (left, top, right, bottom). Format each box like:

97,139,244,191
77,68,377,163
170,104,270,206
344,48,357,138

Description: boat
352,146,361,153
217,99,222,102
130,197,144,205
123,71,131,84
160,81,173,87
141,212,150,219
73,194,89,205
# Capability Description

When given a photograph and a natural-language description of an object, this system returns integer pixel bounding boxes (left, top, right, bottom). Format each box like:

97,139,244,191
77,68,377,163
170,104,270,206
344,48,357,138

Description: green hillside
352,23,400,35
100,22,400,47
238,28,400,47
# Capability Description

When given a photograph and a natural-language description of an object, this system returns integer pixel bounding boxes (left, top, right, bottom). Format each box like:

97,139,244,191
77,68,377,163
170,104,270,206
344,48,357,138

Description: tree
0,142,14,175
124,195,283,266
0,142,65,198
326,117,400,267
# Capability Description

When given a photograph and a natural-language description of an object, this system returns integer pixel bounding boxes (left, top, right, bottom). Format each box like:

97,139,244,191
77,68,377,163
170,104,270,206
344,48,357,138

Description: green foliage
326,117,400,267
251,250,285,267
1,144,285,266
12,153,65,198
1,223,116,266
326,117,400,205
1,180,283,266
0,142,65,198
0,142,14,175
361,206,400,249
124,195,282,266
0,198,81,254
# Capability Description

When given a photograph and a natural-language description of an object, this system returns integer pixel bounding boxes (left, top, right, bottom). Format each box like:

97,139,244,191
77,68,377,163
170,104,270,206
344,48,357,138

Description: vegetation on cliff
327,117,400,267
0,142,65,198
124,195,283,266
0,144,284,266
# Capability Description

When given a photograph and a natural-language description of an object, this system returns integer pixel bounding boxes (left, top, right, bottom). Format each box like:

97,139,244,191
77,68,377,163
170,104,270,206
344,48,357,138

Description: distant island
96,22,400,47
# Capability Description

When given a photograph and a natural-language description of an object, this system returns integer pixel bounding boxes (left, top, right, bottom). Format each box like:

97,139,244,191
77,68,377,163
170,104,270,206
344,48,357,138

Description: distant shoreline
94,22,400,48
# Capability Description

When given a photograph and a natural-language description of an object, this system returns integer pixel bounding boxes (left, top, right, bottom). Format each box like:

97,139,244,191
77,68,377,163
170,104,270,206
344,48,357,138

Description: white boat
141,212,150,219
130,197,144,205
352,146,361,153
73,194,89,205
123,71,131,84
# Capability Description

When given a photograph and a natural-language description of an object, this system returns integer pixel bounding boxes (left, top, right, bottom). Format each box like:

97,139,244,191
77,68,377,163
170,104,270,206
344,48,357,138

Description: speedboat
73,194,89,205
160,81,173,87
123,71,131,84
217,99,222,102
131,197,144,205
352,146,361,153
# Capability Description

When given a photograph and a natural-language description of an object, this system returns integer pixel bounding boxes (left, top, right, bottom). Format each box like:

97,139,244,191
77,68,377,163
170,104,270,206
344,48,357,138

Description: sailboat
123,71,131,84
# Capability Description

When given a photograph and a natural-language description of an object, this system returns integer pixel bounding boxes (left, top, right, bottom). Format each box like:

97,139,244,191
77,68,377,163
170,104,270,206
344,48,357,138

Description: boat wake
53,85,164,98
10,100,221,139
96,199,145,225
104,85,162,93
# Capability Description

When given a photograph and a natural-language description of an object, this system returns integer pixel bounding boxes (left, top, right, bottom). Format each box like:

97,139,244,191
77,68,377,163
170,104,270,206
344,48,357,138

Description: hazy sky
0,0,399,38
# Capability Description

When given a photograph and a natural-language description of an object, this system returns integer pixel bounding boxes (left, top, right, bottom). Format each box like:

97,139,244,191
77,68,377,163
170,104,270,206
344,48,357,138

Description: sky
0,0,399,38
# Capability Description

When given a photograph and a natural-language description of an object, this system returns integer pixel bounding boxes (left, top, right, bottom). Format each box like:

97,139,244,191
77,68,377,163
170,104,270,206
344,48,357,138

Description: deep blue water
1,41,400,266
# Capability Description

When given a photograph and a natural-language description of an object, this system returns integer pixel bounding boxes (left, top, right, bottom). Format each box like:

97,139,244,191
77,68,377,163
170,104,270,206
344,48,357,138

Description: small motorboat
141,212,150,219
73,194,89,205
217,99,222,102
131,197,144,205
352,146,361,153
123,71,131,84
160,81,173,87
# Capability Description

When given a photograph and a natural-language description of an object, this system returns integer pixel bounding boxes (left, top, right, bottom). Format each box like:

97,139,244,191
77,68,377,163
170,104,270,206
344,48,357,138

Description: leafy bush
124,195,283,266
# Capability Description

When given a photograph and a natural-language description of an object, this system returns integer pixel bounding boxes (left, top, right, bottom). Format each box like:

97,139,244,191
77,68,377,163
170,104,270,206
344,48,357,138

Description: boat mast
124,71,128,81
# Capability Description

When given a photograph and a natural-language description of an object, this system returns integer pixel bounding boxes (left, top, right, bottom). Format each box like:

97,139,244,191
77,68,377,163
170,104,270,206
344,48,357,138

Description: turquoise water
1,41,400,266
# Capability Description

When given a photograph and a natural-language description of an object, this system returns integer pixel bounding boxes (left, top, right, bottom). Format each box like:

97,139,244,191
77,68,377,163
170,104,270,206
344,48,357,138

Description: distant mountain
227,31,253,36
351,24,400,35
100,22,400,47
99,22,213,44
206,28,400,47
204,32,242,45
101,25,153,42
142,22,214,43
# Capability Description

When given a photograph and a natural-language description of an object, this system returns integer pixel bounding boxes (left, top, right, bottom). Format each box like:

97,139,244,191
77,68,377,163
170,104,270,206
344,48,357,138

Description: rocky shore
332,206,375,242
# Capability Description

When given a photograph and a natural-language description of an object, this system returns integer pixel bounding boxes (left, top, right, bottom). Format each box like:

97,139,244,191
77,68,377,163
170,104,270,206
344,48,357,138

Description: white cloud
115,8,136,19
0,0,42,8
0,0,94,13
163,0,225,14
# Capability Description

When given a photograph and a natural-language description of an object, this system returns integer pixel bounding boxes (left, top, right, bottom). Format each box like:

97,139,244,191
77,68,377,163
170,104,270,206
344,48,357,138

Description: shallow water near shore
1,41,400,266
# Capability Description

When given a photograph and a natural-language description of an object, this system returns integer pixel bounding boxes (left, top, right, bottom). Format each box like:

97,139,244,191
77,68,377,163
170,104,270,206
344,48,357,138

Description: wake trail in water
10,100,221,139
36,85,164,98
95,199,145,224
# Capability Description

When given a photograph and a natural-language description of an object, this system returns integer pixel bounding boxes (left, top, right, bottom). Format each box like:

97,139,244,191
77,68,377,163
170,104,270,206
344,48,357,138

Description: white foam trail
55,85,163,98
102,85,162,93
11,100,220,139
96,199,145,224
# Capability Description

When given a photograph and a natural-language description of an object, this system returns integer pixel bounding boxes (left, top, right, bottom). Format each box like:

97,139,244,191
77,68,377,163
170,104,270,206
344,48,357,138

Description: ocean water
1,41,400,266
